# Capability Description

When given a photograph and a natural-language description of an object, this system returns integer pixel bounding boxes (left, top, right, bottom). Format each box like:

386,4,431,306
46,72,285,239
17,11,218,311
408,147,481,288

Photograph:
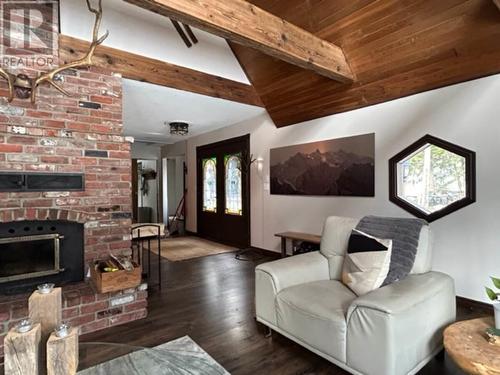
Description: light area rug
150,236,237,262
78,336,230,375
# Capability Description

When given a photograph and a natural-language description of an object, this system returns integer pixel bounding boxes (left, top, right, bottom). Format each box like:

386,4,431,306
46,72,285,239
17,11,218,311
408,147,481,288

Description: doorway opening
162,155,186,235
132,159,160,223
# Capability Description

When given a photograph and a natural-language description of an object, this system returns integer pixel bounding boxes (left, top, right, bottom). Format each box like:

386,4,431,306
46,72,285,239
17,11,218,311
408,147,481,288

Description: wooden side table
444,317,500,375
275,232,321,258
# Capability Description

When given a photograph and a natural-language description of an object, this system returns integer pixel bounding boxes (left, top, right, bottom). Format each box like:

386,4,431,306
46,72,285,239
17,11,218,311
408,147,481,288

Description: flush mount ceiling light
167,122,189,136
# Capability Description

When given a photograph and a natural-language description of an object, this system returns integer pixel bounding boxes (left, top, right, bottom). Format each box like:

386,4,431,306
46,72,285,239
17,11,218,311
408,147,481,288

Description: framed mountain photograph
270,133,375,196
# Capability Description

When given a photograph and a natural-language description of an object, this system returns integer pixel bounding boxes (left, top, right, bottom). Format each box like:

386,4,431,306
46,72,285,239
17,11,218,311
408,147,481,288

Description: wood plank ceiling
230,0,500,127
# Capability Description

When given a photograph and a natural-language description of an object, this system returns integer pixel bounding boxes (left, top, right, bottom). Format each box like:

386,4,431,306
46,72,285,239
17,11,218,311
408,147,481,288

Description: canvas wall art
270,133,375,196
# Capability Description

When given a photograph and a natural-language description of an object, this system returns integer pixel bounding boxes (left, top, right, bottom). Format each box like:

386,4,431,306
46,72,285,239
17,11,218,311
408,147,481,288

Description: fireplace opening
0,221,84,294
0,234,62,283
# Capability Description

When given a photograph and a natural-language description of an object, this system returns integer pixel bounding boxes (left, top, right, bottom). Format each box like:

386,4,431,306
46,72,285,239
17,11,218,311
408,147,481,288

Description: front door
197,135,250,248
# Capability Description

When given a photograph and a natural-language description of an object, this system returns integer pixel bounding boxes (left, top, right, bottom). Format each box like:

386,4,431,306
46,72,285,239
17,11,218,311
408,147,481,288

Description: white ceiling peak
60,0,250,83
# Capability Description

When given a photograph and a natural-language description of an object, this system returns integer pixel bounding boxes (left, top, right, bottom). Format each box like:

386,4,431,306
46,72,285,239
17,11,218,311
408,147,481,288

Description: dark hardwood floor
74,250,489,374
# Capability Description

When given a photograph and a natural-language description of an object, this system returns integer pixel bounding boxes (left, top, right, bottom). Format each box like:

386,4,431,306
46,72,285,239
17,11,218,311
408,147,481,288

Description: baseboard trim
249,246,280,258
456,296,493,314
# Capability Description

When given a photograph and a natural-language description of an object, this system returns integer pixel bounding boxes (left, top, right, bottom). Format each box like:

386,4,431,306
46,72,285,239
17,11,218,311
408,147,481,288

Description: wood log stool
46,327,79,375
29,287,62,343
29,286,63,375
444,317,500,375
4,323,42,375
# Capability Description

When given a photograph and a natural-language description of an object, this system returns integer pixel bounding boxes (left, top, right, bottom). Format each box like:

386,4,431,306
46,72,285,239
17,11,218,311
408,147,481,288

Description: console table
275,232,321,258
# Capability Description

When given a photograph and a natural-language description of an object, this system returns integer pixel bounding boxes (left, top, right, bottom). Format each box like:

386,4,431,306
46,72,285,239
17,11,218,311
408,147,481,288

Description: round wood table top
444,317,500,375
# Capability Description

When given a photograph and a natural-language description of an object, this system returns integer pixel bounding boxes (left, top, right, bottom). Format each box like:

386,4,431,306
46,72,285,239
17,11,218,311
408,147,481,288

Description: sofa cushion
342,229,393,296
276,280,356,362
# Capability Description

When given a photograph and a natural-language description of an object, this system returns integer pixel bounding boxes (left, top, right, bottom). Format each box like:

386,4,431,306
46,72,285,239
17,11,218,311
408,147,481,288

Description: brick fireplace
0,11,147,360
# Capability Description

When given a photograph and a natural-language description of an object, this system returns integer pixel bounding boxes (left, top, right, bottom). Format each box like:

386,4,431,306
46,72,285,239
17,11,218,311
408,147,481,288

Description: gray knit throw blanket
356,216,428,286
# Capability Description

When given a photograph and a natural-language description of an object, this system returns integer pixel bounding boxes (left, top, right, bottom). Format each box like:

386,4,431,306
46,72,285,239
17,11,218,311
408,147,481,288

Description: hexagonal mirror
389,135,475,222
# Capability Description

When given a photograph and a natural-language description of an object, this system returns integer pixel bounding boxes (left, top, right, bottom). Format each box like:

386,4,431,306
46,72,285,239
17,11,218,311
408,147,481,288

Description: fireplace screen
0,234,62,283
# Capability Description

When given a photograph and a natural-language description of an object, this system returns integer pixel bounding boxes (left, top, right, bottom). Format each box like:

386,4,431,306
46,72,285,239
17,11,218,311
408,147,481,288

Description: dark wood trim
155,158,162,223
183,161,187,228
131,159,139,223
195,134,251,153
389,134,476,223
457,296,493,315
58,35,264,107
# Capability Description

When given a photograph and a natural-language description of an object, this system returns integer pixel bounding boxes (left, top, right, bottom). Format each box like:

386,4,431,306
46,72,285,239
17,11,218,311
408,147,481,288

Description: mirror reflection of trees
399,144,466,214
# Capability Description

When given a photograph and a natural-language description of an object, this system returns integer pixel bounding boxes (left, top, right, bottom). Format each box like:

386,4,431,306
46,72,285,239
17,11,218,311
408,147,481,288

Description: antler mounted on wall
0,0,109,104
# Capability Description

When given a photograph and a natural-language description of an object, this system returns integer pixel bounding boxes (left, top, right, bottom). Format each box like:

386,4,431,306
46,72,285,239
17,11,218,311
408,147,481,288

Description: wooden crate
90,261,141,293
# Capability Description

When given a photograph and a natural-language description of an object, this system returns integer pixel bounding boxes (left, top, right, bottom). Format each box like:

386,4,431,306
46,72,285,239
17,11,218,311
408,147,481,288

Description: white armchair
255,216,456,375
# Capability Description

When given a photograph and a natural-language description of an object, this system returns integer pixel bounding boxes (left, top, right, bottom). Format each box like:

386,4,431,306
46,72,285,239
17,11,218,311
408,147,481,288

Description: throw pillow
342,229,393,296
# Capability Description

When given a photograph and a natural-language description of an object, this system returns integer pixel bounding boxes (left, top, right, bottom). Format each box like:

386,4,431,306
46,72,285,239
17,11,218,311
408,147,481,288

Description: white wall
183,74,500,302
131,142,162,160
162,141,187,158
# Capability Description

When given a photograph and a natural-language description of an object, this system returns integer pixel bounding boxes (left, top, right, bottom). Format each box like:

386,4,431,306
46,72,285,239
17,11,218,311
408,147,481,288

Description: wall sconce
255,157,264,179
256,157,264,172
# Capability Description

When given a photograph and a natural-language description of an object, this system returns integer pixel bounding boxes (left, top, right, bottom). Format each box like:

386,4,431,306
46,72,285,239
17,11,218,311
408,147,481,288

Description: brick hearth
0,9,147,361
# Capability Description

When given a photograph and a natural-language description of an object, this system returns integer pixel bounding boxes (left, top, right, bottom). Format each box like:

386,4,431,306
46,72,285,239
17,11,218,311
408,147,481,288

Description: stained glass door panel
225,154,242,215
202,157,217,212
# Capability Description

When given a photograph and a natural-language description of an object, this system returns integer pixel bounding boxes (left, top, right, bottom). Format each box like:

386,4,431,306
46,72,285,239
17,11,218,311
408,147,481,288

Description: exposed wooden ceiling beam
494,0,500,10
59,34,264,107
123,0,354,83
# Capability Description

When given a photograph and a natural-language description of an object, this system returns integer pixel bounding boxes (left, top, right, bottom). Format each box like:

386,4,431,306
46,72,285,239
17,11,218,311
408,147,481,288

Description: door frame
196,134,251,248
132,158,161,223
132,159,138,223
